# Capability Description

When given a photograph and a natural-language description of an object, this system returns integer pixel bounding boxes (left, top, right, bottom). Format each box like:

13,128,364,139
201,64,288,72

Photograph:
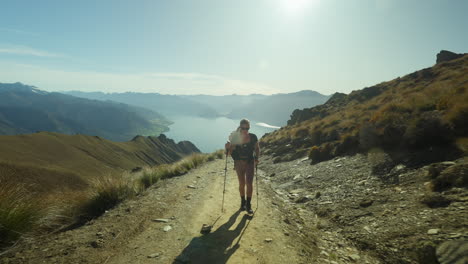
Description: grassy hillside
0,132,199,188
0,132,203,246
0,83,171,141
261,52,468,165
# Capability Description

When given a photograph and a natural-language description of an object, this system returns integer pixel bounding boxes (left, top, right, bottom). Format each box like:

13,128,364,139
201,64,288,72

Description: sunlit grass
0,150,225,247
138,151,224,189
0,180,44,246
263,55,468,162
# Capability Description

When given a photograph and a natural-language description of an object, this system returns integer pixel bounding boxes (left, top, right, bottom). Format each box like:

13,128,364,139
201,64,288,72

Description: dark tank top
231,133,258,161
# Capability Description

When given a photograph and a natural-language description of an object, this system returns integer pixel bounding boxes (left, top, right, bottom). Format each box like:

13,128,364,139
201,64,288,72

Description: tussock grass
138,151,224,189
263,54,468,162
0,180,44,246
77,174,138,221
0,150,224,247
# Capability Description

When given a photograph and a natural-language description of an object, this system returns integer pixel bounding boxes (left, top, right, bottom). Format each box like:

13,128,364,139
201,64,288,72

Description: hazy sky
0,0,467,95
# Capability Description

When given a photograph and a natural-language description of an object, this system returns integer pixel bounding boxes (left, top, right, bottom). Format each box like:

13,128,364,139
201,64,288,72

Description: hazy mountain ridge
66,90,329,126
65,91,219,118
0,83,171,141
225,90,329,126
261,50,468,164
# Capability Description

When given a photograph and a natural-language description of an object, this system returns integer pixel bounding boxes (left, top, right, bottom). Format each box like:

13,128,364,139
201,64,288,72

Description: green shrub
420,193,452,208
294,128,309,138
359,123,379,150
381,124,406,148
446,104,468,136
431,163,468,192
308,143,334,164
310,130,323,146
335,134,359,155
404,112,453,148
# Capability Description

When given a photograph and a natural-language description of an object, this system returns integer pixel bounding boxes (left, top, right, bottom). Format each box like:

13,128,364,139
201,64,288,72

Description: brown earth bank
258,152,468,264
1,158,382,264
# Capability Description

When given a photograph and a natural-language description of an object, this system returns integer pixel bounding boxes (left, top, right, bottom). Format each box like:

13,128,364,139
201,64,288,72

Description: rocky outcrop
287,92,348,126
436,50,465,64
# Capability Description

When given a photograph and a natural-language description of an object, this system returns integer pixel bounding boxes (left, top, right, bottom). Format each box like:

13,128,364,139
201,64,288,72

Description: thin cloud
0,45,63,58
0,27,39,36
0,62,281,96
147,72,224,83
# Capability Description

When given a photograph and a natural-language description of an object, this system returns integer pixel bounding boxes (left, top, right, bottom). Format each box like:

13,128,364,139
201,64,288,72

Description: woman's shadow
173,211,252,263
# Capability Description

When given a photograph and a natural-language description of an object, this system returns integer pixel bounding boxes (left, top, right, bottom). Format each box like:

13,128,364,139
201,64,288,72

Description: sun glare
280,0,318,16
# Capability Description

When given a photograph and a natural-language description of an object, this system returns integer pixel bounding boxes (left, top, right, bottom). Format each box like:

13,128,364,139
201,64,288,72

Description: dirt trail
106,158,307,264
2,158,379,264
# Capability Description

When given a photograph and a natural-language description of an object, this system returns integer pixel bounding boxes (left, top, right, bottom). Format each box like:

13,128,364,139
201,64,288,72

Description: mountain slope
261,51,468,164
0,83,171,141
225,90,329,126
65,91,219,118
0,132,199,192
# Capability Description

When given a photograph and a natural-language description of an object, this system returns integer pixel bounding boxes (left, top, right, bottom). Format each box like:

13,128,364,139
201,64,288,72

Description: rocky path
2,158,380,264
104,158,308,264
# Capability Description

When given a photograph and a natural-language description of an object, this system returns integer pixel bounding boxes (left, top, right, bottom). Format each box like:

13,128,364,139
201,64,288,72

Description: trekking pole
222,150,228,213
255,162,259,211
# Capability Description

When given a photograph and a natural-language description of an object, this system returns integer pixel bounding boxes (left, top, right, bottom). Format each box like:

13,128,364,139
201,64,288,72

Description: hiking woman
225,119,260,214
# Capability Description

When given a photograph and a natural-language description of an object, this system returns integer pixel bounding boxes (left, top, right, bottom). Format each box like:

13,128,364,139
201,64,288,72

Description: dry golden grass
0,132,193,181
0,179,45,246
0,150,223,247
262,54,468,161
0,161,87,193
139,152,222,189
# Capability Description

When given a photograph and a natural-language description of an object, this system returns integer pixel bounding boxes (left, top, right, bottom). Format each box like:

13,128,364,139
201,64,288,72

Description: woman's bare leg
245,161,255,213
235,161,246,197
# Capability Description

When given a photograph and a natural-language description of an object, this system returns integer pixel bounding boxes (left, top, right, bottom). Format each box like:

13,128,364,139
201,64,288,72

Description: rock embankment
259,153,468,264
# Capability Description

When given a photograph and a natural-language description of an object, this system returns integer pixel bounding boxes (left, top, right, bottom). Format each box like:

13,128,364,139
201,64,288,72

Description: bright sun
280,0,318,16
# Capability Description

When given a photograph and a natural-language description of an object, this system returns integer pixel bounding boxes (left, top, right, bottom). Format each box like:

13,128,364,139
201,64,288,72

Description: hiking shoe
246,201,253,214
240,204,246,211
240,199,246,211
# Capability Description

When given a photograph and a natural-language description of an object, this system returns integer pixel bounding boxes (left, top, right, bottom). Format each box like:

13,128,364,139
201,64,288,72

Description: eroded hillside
262,51,468,165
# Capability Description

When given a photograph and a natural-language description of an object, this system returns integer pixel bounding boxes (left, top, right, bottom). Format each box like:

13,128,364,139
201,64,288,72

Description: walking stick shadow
173,211,252,264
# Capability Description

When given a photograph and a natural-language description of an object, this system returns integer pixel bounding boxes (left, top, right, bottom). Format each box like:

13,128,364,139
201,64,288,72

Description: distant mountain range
0,82,171,141
66,90,329,126
65,91,219,118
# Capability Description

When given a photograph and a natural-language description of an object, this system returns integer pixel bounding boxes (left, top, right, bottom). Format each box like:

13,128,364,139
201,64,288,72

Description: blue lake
165,116,279,153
